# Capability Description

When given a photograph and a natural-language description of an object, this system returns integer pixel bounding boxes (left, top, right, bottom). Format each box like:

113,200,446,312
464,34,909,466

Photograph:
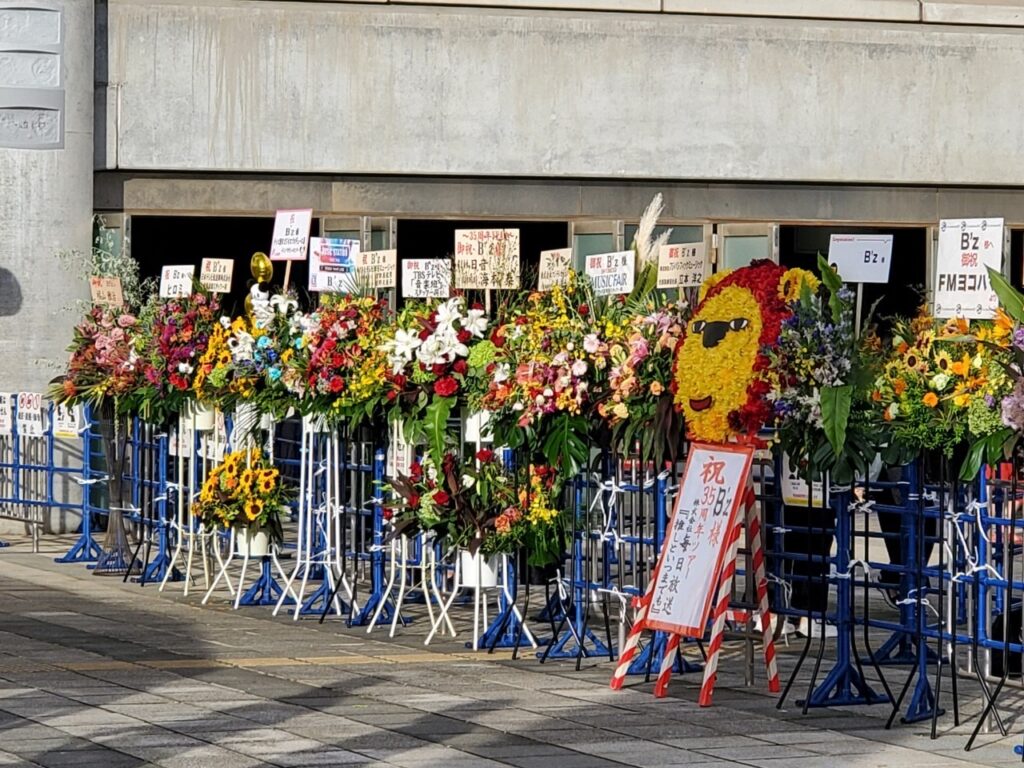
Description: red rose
453,359,468,375
408,495,420,508
434,376,459,397
409,461,423,478
386,390,397,401
432,363,447,377
578,304,589,316
486,363,496,375
433,490,451,505
457,329,472,343
419,329,431,341
490,328,506,348
393,373,407,389
383,508,394,521
476,448,494,463
329,376,345,393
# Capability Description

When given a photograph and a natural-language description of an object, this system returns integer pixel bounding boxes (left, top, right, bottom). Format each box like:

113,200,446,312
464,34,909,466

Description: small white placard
585,250,635,297
538,248,573,291
454,229,520,290
309,237,358,294
199,259,234,294
0,394,11,436
168,422,194,458
402,259,452,298
269,208,313,262
657,243,707,289
53,403,81,440
827,235,894,284
159,265,195,299
356,248,397,290
934,218,1006,319
387,421,416,479
89,276,124,308
780,452,828,507
15,392,43,437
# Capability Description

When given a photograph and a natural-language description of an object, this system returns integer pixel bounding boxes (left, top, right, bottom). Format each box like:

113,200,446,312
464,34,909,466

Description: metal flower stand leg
201,526,237,604
480,554,539,651
367,535,414,636
93,408,140,577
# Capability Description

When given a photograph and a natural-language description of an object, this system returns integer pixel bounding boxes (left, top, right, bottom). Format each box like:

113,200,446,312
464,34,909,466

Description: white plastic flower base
189,402,216,431
459,549,500,588
235,525,271,558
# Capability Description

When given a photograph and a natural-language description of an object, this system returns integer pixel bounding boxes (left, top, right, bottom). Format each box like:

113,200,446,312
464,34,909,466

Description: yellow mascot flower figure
672,259,797,444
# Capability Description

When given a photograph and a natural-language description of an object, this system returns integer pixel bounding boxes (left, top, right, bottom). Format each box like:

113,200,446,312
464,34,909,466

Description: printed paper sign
586,251,635,297
402,259,452,298
15,392,44,437
0,394,11,436
53,403,81,440
168,422,194,459
159,265,195,299
934,218,1006,319
89,276,124,308
780,452,828,507
269,208,313,262
454,229,520,290
308,237,358,293
827,235,894,284
645,442,754,637
538,248,572,291
357,249,397,290
199,259,234,294
657,243,706,289
387,421,416,479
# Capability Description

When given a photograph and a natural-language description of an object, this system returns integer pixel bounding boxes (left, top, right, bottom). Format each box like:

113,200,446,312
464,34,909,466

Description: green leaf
423,396,455,467
821,384,853,456
959,437,986,482
988,267,1024,323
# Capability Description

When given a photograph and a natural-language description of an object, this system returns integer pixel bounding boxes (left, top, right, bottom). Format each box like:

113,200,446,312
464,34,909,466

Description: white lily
464,308,488,338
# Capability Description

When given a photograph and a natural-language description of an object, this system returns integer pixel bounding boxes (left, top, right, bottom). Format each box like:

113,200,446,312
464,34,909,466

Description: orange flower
871,390,882,402
951,357,970,377
893,379,907,396
897,341,909,355
883,409,894,422
922,392,939,408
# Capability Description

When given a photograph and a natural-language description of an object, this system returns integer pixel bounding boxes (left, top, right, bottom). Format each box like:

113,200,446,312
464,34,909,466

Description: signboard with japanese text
538,247,572,291
657,243,706,289
199,258,234,294
0,394,11,436
168,421,194,459
15,392,44,437
356,248,397,290
387,421,415,479
89,276,124,308
269,208,313,261
159,265,195,299
308,237,358,293
585,250,635,297
934,218,1006,319
645,442,754,637
402,259,452,298
827,234,893,284
53,403,81,440
454,229,520,290
780,451,828,508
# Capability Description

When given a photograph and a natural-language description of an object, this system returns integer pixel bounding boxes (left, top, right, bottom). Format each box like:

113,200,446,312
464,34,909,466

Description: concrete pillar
0,0,93,394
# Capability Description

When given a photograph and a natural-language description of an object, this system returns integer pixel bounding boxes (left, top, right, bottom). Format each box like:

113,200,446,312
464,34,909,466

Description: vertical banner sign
827,234,894,284
159,265,195,299
454,229,521,289
586,251,635,296
657,243,707,289
934,218,1006,319
199,259,234,294
15,393,44,437
538,248,572,291
53,403,81,439
0,394,11,436
89,276,124,308
356,249,397,289
308,237,358,293
402,259,452,298
269,209,313,261
645,442,754,637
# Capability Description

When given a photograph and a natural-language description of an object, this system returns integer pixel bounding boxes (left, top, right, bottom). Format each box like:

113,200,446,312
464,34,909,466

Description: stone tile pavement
0,537,1021,767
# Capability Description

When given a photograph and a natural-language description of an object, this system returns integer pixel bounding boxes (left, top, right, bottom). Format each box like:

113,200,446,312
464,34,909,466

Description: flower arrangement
381,297,488,466
482,462,566,566
192,447,287,541
192,315,258,408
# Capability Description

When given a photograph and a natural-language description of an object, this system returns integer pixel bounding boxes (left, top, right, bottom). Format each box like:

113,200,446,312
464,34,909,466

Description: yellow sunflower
934,350,953,374
243,498,264,522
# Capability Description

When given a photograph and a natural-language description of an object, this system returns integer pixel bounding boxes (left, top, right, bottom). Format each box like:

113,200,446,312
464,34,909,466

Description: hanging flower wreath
671,259,794,443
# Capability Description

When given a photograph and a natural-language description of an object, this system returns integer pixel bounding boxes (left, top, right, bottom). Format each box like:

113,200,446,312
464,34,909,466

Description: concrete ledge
923,0,1024,24
663,0,920,21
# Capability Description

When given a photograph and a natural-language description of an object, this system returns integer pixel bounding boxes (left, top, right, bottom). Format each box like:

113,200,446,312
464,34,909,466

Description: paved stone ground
0,535,1022,768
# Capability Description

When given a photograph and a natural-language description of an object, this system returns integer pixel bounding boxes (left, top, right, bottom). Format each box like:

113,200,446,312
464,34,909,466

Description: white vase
189,401,216,431
235,525,270,558
459,549,500,588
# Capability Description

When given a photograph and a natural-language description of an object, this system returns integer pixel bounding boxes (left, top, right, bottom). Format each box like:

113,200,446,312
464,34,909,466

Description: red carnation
578,304,589,316
476,448,494,463
453,359,468,375
434,376,459,397
386,390,397,401
409,461,423,478
329,376,345,393
433,490,451,505
408,494,420,508
432,363,447,377
419,329,431,341
457,328,472,343
383,508,394,521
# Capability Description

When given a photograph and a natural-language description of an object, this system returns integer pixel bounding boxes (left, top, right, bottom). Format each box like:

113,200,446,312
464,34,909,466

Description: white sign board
53,403,81,440
538,248,572,291
357,249,397,290
387,421,416,479
15,392,43,437
657,243,707,289
934,218,1006,319
645,443,753,637
199,258,234,294
168,422,194,459
308,237,358,293
159,265,195,299
89,276,124,308
585,250,635,297
402,259,452,298
0,394,11,436
269,208,313,262
827,234,894,284
780,452,828,507
454,229,521,290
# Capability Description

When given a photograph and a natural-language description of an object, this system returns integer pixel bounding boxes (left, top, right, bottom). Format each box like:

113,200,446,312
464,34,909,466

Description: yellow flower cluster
194,447,283,528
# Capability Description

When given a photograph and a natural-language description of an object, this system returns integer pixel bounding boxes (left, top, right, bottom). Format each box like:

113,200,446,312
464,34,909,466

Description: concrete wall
101,1,1024,186
0,1,92,394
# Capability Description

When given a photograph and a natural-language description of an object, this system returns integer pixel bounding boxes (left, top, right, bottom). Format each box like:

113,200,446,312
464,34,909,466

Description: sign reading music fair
586,251,635,297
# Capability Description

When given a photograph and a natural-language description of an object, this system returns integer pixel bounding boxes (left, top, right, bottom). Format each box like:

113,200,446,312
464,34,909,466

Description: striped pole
654,632,682,697
698,517,744,707
610,581,655,690
747,486,780,693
